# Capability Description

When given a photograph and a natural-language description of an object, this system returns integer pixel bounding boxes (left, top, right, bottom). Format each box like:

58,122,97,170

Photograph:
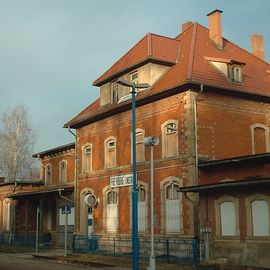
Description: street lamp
116,78,149,270
143,136,159,270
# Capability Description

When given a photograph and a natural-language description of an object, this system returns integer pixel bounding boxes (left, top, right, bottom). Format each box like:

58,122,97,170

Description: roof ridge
197,23,269,66
93,33,149,85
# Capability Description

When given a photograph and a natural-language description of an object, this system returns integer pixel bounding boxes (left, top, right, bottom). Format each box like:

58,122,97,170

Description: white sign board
110,174,135,188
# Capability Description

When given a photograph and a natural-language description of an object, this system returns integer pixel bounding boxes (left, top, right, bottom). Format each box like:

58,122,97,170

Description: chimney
251,33,265,60
182,21,192,32
207,9,223,49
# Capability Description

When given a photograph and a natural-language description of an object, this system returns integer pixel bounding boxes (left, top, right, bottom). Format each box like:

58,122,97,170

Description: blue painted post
166,239,170,262
131,85,138,270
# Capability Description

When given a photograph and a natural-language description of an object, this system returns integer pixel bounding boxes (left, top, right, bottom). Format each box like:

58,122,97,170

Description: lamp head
143,136,159,146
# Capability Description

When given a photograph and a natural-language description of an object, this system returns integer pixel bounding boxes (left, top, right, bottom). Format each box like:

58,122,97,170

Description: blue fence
73,235,200,263
0,232,51,247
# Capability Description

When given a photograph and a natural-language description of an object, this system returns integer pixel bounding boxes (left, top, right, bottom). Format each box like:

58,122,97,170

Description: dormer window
130,71,138,84
111,81,118,104
228,65,242,83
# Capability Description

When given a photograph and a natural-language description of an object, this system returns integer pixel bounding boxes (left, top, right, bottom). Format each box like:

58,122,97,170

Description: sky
0,0,269,153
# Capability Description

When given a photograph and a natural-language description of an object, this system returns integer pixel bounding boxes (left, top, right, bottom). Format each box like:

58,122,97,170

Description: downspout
68,127,78,236
194,84,204,239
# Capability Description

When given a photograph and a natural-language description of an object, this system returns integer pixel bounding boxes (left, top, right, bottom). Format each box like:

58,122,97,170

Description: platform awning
178,178,270,193
8,185,74,199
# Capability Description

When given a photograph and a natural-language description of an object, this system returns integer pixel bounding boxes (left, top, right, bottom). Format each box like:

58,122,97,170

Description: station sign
110,173,136,188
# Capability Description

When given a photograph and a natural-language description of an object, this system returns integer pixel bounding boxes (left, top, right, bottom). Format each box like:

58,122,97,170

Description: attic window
111,81,118,104
130,71,138,84
228,65,242,83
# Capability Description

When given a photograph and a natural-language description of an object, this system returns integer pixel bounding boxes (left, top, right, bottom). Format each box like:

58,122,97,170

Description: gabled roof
65,22,270,129
93,33,181,86
32,142,75,158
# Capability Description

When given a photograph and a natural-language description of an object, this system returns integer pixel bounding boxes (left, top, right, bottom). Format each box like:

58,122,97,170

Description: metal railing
73,235,200,263
0,232,51,247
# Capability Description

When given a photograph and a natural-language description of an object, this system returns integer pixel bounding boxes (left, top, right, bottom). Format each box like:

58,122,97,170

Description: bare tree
0,105,37,182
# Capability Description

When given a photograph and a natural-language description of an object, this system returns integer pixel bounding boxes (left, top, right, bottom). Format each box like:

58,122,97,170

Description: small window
111,81,118,104
84,146,91,155
130,71,138,84
136,131,144,162
82,144,92,172
105,138,116,168
166,183,179,200
59,161,67,184
138,186,146,202
228,65,242,83
45,164,52,185
163,121,178,158
166,123,177,134
107,190,117,204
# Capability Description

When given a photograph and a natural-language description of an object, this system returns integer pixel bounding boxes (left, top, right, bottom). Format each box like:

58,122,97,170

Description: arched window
82,144,92,172
59,160,67,184
106,189,118,232
105,138,116,168
45,164,52,185
138,186,146,233
220,201,236,236
251,200,269,236
165,182,181,233
250,124,270,154
215,195,239,237
162,120,179,158
131,129,145,163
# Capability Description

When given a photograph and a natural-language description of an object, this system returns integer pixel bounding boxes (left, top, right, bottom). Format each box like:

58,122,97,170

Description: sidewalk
32,249,197,269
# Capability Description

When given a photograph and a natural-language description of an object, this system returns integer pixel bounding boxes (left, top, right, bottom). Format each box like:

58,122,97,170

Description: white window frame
111,81,119,104
161,120,179,158
82,144,92,173
45,164,52,185
159,177,183,234
104,137,116,168
215,195,240,237
59,160,67,184
246,194,270,237
130,70,139,84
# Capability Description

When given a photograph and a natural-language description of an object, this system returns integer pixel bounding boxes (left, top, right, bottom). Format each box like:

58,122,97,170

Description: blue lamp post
116,78,149,270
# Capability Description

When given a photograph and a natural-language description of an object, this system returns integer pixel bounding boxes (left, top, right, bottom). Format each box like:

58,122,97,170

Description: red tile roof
93,33,181,86
65,22,270,128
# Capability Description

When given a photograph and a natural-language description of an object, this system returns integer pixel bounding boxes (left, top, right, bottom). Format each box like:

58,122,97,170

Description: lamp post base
148,255,155,270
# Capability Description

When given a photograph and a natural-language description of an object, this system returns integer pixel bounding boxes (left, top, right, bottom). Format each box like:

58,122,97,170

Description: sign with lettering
110,174,135,188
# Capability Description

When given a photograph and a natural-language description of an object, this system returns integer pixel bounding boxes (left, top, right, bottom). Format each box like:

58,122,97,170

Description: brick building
64,9,270,267
0,143,75,247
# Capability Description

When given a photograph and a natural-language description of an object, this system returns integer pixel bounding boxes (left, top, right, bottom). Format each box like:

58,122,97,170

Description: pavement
31,249,197,269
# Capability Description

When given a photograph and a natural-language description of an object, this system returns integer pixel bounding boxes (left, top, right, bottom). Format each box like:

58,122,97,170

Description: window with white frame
105,138,116,168
228,65,242,83
138,186,146,233
220,201,236,236
45,164,52,185
130,70,138,84
165,182,181,233
59,160,67,184
136,130,145,163
162,121,178,158
82,144,92,172
111,81,119,104
106,189,118,232
251,200,269,236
